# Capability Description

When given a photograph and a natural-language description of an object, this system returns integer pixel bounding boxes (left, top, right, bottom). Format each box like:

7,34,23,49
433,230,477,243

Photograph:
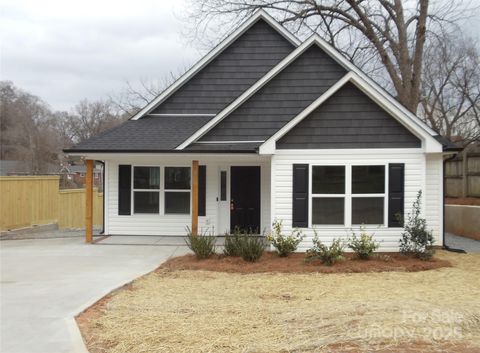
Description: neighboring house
65,11,458,250
62,164,103,187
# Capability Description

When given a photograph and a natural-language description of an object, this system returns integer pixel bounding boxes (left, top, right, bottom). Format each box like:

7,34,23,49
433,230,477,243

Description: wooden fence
445,149,480,198
0,176,103,231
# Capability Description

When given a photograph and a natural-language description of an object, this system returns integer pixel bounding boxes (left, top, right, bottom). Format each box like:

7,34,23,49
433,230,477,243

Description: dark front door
230,166,261,233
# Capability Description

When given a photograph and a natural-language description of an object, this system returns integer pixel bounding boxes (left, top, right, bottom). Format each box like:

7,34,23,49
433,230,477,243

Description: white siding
104,154,271,236
425,154,443,245
271,149,440,252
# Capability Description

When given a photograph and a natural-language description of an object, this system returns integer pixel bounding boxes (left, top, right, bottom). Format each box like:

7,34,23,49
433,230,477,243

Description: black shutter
292,164,309,228
198,165,206,217
118,165,131,215
388,163,404,227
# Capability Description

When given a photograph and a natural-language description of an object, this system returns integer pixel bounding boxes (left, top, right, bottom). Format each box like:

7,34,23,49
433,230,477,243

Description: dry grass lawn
78,251,480,353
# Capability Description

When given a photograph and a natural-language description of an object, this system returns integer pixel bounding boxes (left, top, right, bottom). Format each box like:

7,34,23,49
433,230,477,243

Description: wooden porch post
192,160,199,236
85,159,94,243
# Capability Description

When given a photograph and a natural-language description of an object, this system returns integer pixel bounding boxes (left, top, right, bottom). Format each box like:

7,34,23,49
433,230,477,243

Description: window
220,171,227,201
351,166,385,225
164,167,190,214
311,165,386,226
312,166,345,225
133,167,160,214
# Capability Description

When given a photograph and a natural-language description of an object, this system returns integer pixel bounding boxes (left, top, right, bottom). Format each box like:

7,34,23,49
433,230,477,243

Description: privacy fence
0,176,103,231
445,150,480,198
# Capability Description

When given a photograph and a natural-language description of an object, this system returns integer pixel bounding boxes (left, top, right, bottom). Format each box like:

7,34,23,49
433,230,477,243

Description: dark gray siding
277,83,421,149
199,45,347,141
151,19,295,115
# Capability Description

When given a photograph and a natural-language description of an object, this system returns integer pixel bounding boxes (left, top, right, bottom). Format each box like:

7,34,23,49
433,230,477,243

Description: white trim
147,114,216,117
259,71,443,154
273,148,424,155
176,37,319,149
130,10,300,121
104,160,109,234
193,140,265,144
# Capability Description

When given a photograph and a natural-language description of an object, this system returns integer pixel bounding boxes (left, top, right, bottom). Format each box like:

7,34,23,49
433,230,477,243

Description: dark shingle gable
150,19,295,115
198,44,347,142
277,82,421,149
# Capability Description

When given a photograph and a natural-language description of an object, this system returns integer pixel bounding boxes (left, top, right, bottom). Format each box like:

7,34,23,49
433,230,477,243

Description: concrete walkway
0,236,188,353
445,232,480,253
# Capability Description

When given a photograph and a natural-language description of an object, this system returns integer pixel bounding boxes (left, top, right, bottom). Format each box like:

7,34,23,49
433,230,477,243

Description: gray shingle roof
64,116,213,153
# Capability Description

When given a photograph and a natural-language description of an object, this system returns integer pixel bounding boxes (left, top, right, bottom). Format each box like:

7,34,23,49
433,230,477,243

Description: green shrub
223,228,265,262
348,226,379,260
267,220,304,257
223,228,243,257
305,233,345,266
238,233,265,262
399,191,435,260
185,227,216,259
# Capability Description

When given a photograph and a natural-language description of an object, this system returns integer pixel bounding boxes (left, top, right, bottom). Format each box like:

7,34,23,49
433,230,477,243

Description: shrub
185,227,216,259
348,226,379,260
223,228,265,262
223,228,243,257
305,233,345,266
266,220,304,257
399,191,435,260
238,232,265,262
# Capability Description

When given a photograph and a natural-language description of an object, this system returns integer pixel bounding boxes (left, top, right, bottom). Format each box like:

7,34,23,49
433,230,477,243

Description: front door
230,166,260,233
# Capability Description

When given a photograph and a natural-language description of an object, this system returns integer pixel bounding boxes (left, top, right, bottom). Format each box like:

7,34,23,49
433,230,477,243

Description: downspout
97,160,105,235
442,153,465,253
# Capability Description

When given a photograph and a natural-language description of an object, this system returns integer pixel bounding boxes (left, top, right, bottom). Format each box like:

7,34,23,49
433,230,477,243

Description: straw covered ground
77,251,480,353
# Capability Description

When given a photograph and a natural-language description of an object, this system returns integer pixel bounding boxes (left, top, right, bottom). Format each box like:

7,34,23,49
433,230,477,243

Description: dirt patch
77,251,480,353
446,197,480,206
158,251,451,274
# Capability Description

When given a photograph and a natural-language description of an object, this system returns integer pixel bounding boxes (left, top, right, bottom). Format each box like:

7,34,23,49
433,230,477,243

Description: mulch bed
158,251,451,274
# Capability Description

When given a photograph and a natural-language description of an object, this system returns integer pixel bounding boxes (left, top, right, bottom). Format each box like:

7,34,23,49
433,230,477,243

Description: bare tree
421,33,480,146
110,65,191,117
65,99,125,143
185,0,475,113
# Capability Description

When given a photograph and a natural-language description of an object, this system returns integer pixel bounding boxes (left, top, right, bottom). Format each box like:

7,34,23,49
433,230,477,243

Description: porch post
85,159,94,244
192,160,199,236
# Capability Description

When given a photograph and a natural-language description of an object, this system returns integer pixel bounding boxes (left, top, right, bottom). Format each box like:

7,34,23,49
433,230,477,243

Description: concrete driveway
0,236,187,353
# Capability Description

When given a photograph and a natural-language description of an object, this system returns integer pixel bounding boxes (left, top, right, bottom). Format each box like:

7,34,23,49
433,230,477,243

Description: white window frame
310,164,388,228
164,166,192,215
132,165,161,215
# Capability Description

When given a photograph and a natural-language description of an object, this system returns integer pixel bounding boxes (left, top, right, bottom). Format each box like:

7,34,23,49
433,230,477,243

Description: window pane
352,166,385,194
352,197,384,224
165,167,191,190
220,171,227,201
312,197,344,225
312,166,345,194
133,167,160,189
134,191,159,213
165,192,190,214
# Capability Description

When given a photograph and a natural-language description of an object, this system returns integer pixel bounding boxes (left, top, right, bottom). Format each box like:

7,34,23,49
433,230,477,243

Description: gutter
96,160,105,235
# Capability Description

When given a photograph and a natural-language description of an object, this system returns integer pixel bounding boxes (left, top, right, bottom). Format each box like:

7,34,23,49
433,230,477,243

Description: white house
65,10,459,251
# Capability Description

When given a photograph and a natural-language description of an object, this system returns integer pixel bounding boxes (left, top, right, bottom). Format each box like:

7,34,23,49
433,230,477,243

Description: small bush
399,191,435,260
223,228,265,262
185,227,216,259
223,228,243,257
305,233,345,266
238,233,265,262
267,220,304,257
348,226,379,260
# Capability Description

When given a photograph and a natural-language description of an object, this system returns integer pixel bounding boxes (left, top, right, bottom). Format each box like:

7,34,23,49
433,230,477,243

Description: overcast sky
1,0,199,111
1,0,479,112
